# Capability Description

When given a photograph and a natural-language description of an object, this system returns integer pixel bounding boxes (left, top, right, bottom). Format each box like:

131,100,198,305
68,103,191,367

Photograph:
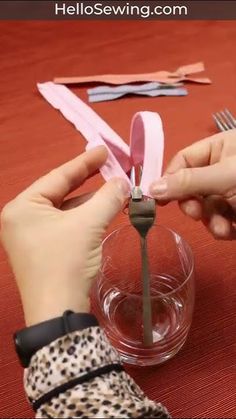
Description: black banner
0,1,236,20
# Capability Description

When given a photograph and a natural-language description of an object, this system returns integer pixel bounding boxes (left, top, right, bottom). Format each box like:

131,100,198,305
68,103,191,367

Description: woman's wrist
23,295,90,327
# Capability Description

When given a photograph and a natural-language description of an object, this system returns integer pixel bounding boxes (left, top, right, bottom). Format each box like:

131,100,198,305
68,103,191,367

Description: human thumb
150,159,236,201
83,178,130,229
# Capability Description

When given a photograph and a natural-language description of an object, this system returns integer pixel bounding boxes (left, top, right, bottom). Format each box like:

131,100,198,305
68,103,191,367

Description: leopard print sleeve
24,327,170,418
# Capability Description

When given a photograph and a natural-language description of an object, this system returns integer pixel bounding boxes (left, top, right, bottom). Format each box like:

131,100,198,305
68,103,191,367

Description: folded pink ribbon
54,62,211,86
37,82,164,197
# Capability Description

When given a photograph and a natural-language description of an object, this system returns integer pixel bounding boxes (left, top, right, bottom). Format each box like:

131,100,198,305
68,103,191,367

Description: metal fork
213,109,236,131
129,166,155,347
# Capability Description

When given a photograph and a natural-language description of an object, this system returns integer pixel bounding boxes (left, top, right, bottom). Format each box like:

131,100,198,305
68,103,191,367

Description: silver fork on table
213,109,236,131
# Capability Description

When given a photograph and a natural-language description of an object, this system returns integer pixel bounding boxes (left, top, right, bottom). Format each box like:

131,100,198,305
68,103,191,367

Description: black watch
14,310,98,368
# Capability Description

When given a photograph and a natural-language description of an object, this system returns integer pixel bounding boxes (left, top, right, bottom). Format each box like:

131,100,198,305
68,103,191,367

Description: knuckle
176,150,184,161
0,202,16,226
177,168,193,192
0,199,22,228
167,151,184,174
49,168,70,190
224,188,236,200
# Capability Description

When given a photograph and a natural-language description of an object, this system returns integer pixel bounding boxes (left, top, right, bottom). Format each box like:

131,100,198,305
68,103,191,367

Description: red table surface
0,20,236,419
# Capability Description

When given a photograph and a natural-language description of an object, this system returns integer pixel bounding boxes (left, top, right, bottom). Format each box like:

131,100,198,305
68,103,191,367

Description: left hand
0,146,130,326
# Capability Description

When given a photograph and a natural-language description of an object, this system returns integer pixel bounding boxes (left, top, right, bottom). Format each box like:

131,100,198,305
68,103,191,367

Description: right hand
150,129,236,240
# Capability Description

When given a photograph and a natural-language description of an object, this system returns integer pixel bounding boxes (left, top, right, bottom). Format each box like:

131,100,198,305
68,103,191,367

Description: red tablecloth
0,20,236,419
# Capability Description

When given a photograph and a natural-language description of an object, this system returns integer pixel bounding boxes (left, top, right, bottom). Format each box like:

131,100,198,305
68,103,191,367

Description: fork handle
140,235,153,346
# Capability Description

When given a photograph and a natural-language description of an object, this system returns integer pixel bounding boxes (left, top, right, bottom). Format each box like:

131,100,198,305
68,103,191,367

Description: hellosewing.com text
55,2,188,19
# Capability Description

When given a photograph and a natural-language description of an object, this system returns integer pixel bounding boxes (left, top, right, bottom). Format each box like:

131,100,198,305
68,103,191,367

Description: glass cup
91,224,195,366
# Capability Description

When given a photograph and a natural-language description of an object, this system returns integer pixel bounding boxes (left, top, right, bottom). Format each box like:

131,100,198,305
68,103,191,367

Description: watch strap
14,311,99,367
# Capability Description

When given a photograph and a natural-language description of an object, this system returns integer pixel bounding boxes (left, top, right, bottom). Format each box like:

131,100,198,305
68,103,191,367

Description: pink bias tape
130,112,164,194
37,82,164,197
53,62,211,86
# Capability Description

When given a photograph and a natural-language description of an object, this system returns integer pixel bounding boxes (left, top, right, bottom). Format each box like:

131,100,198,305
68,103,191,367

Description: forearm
24,327,170,418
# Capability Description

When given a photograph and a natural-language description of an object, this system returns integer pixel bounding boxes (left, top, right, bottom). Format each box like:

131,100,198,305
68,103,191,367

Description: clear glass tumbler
92,224,195,366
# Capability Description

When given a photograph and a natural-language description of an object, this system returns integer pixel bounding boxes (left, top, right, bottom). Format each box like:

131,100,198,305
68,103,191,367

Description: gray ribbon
88,82,188,103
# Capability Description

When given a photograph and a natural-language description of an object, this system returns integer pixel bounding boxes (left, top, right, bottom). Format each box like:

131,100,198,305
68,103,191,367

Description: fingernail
116,179,131,198
184,202,201,220
150,177,168,197
213,223,228,238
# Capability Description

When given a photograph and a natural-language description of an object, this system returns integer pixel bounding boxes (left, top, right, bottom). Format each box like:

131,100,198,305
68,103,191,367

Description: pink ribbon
53,62,211,86
37,82,164,197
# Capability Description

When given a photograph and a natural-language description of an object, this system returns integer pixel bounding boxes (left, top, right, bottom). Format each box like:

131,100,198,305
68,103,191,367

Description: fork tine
217,111,231,130
215,112,229,131
221,110,235,129
213,109,236,132
130,166,136,187
213,114,225,131
217,111,232,130
224,109,236,128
